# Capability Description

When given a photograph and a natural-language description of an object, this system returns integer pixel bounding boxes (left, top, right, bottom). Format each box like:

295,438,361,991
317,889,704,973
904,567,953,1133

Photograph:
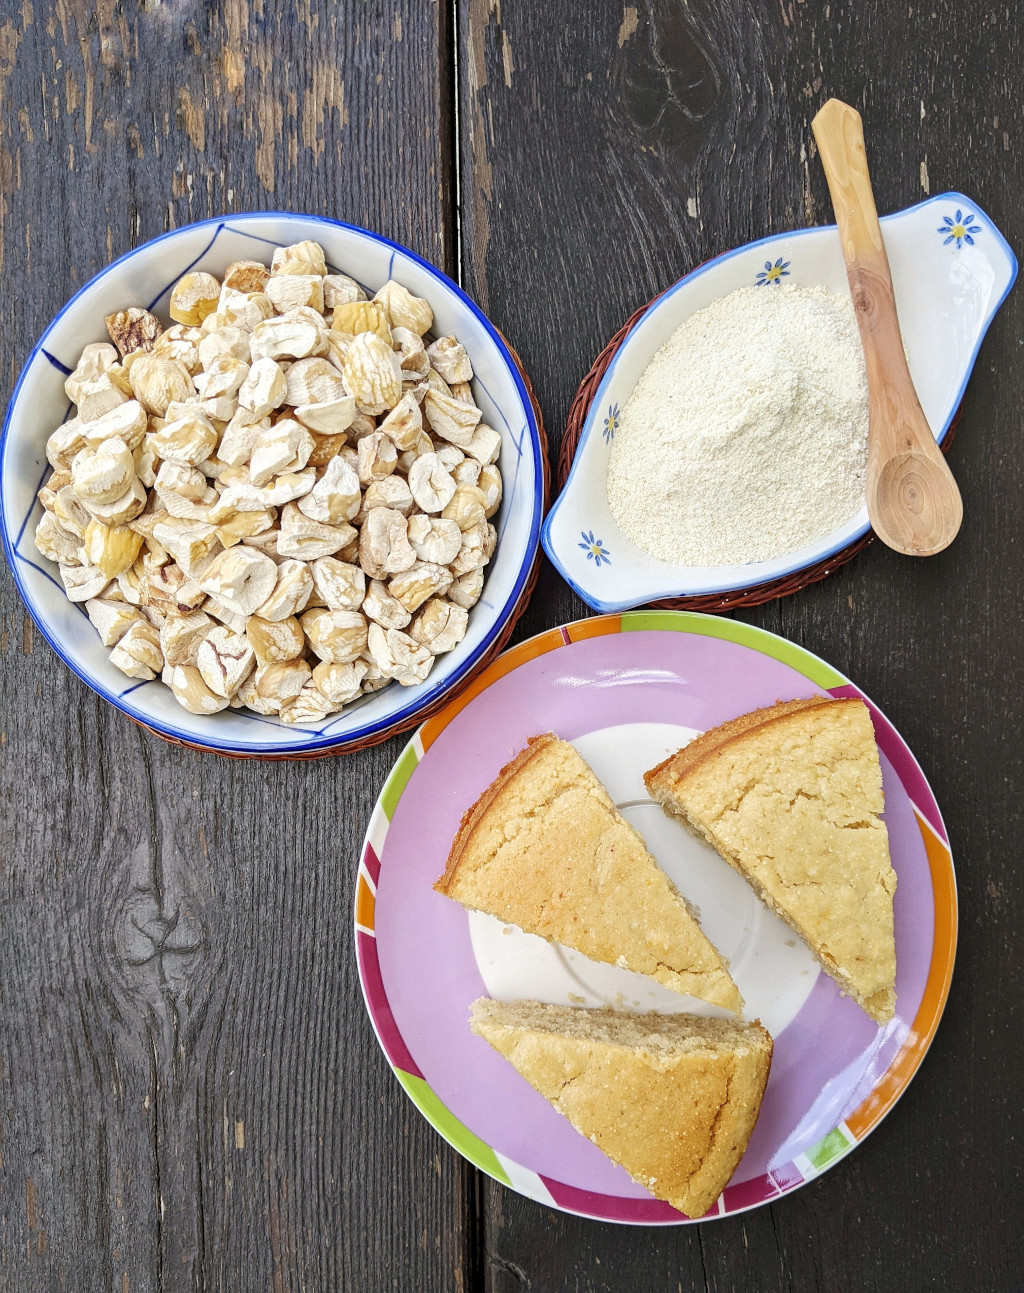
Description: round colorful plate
356,612,957,1224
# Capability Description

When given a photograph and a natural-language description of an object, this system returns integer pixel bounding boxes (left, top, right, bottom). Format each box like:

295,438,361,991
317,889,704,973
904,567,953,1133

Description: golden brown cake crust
435,733,559,897
644,697,830,794
645,698,897,1023
436,734,743,1012
470,998,773,1217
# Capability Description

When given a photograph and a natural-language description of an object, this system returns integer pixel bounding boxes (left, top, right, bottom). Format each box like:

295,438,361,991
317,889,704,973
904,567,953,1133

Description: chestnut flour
606,283,870,567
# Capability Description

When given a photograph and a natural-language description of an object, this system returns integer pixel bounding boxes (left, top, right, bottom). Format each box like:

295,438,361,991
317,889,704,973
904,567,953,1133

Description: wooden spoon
811,97,962,556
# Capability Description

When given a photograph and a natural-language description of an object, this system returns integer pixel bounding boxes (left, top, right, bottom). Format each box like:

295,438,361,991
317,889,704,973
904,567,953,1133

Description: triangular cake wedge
645,698,897,1023
470,998,772,1217
435,734,742,1012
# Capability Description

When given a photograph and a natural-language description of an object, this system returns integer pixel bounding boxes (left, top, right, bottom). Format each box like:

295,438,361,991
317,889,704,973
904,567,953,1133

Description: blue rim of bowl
541,191,1018,613
0,211,545,755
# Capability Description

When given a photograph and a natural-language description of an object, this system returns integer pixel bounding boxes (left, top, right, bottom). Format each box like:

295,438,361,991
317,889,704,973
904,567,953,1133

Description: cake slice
470,998,772,1217
436,734,741,1012
645,698,897,1023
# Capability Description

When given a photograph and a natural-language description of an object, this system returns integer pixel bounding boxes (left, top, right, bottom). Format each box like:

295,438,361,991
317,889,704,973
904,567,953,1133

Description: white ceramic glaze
542,193,1016,611
0,213,544,754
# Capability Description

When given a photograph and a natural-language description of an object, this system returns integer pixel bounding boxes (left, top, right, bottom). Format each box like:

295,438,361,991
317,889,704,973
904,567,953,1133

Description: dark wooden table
1,3,1021,1289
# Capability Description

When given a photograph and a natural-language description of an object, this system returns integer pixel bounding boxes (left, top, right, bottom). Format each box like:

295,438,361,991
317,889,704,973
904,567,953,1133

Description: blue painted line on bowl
229,707,324,736
222,225,285,251
505,431,524,539
15,551,70,594
41,349,72,375
119,679,153,698
542,190,1018,610
224,225,279,243
220,221,371,292
474,373,513,439
320,707,373,736
146,224,225,312
15,463,53,549
0,211,545,754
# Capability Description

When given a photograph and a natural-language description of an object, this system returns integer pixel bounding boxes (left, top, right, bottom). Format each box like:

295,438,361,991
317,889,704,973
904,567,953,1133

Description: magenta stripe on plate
356,929,423,1079
722,1173,778,1212
828,684,946,840
362,841,382,886
539,1177,701,1223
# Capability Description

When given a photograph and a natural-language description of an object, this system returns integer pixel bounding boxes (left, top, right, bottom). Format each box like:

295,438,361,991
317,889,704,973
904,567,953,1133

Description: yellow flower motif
578,530,611,566
939,209,981,248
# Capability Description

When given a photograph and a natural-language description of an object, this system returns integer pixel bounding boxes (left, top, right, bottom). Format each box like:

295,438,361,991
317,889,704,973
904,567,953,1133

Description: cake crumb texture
436,734,742,1012
471,998,773,1217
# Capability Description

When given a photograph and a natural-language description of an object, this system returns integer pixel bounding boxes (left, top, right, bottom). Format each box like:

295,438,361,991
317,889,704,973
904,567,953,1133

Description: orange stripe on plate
355,872,376,934
418,627,569,752
845,809,957,1139
565,614,621,642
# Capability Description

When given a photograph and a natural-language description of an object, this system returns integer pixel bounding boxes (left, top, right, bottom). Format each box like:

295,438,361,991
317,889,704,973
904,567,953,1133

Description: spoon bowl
870,447,964,556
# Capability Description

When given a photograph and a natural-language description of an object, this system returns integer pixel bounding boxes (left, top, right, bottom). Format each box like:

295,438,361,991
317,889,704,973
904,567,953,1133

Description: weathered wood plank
0,3,468,1291
459,1,1024,1289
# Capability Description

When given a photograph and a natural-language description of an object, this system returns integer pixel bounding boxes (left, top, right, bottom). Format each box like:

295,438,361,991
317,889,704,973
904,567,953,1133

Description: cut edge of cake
645,699,897,1024
436,733,743,1013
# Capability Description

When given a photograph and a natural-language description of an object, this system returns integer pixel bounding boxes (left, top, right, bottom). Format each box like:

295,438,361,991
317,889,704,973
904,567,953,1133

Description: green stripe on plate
620,611,847,689
379,742,420,822
395,1071,512,1186
807,1125,854,1170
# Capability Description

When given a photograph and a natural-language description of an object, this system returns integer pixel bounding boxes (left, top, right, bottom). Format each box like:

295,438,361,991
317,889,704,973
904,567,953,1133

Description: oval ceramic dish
0,213,545,756
356,612,957,1225
542,193,1016,613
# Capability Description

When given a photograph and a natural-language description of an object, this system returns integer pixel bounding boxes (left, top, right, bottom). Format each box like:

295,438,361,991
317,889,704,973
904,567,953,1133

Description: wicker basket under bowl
0,213,548,759
543,193,1016,614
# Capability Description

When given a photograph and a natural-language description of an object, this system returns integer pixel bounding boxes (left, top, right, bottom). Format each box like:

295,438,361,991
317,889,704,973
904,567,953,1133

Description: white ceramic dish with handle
542,192,1016,613
0,213,544,755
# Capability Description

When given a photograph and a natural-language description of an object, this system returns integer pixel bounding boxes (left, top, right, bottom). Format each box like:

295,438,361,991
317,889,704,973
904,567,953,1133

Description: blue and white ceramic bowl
543,192,1016,612
0,213,544,755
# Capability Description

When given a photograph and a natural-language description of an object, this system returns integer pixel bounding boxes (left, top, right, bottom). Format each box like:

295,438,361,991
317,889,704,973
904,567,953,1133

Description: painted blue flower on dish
603,403,620,443
756,257,790,286
938,209,981,248
579,530,611,567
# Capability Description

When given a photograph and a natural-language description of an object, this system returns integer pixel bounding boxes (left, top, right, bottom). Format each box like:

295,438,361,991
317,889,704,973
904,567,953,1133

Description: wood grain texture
0,3,468,1291
3,0,1023,1289
459,0,1023,1289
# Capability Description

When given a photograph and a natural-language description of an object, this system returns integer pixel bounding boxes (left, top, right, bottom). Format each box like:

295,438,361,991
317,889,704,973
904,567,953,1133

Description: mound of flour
606,283,869,567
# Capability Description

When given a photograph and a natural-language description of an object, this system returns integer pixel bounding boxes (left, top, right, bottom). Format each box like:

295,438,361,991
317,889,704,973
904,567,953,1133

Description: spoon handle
812,98,961,557
811,98,918,467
